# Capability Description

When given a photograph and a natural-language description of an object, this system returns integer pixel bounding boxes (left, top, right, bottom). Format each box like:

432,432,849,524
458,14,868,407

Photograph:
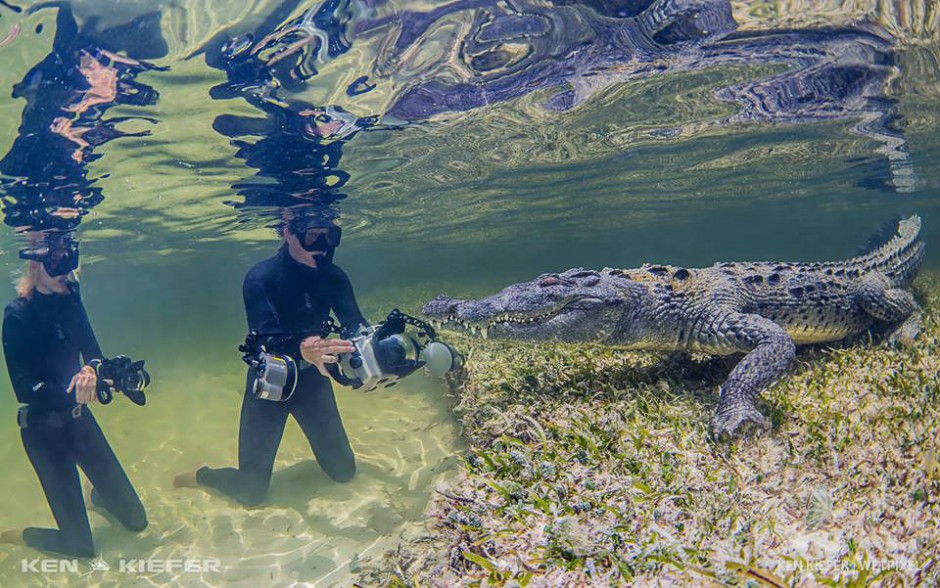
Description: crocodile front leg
858,271,922,346
707,312,796,438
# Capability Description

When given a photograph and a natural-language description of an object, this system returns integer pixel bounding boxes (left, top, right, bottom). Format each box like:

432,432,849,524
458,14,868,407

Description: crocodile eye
564,269,600,285
539,275,562,287
581,275,600,287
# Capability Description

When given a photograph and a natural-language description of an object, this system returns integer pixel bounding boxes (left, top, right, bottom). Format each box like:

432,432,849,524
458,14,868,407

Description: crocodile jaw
422,269,630,343
425,297,615,341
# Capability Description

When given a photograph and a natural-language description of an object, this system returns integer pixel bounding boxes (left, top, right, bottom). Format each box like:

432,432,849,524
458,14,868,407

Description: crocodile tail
857,215,924,286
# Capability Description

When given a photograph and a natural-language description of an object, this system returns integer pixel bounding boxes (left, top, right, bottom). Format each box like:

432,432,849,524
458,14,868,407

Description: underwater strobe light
239,331,301,402
251,352,299,402
421,340,463,376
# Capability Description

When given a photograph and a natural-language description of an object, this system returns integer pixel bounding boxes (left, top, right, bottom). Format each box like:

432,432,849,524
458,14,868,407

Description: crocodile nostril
539,276,562,287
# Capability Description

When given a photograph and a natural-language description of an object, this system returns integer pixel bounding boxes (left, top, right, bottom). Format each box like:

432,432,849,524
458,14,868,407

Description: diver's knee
125,507,148,532
239,486,269,507
239,494,266,507
327,460,356,483
66,537,96,559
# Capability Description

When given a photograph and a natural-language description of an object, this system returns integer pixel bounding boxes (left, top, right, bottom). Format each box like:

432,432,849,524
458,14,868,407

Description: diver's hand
67,365,98,404
300,336,356,377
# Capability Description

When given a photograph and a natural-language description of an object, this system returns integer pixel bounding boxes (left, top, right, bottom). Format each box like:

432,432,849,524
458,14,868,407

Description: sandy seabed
0,365,462,588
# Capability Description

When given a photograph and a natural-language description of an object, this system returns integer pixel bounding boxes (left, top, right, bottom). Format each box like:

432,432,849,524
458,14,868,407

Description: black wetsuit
197,245,366,506
2,283,147,558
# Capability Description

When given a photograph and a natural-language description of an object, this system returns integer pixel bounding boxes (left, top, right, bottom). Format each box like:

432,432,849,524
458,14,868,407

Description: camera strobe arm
239,318,341,367
385,309,438,340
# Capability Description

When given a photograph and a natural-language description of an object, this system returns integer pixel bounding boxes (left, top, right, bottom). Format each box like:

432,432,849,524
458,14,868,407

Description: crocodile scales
423,216,924,437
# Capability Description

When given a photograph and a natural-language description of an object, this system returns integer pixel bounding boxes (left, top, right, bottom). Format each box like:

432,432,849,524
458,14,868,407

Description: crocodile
423,216,925,437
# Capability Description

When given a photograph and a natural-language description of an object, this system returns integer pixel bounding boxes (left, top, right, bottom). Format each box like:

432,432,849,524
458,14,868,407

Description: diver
175,208,364,506
0,232,148,557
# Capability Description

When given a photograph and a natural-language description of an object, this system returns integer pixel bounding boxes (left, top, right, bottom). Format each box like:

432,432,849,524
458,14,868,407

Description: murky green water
0,0,938,585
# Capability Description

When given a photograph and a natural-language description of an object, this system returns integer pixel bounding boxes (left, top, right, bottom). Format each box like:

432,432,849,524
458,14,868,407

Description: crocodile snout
422,295,460,318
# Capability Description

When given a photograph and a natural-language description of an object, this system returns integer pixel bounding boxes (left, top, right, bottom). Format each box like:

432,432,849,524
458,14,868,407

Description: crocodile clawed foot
887,322,920,349
710,407,770,441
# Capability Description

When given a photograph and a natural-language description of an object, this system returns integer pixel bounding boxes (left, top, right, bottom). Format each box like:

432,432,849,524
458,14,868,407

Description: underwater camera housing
240,333,299,402
87,355,151,406
327,309,463,392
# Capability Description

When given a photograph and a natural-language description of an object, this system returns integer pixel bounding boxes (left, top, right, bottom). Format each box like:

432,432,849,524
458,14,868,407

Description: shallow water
0,0,938,586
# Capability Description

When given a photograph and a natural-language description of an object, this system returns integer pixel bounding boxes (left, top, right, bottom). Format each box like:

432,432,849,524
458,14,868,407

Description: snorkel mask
288,216,341,266
19,233,79,277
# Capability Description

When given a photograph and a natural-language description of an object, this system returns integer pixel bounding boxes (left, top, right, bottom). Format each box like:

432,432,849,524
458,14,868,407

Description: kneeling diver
175,211,364,506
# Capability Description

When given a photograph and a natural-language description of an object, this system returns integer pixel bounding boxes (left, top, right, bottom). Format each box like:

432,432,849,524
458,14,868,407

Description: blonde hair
15,261,41,299
13,260,79,299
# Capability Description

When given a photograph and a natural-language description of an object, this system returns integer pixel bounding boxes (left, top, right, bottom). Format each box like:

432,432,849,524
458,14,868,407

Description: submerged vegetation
359,273,940,587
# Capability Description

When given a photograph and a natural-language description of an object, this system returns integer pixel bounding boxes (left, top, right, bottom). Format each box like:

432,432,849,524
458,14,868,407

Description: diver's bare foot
1,528,25,545
85,483,97,508
173,470,200,488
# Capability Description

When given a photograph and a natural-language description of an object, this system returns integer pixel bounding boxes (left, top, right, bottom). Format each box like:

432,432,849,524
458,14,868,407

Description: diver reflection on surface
199,0,376,221
0,3,165,230
0,231,148,557
175,206,366,506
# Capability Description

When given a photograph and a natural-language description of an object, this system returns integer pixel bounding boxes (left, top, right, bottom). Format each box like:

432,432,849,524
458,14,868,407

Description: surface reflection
0,3,166,233
200,0,377,229
365,0,913,190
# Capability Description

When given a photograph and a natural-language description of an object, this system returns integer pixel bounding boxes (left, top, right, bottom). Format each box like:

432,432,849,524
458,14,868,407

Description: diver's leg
291,370,356,483
20,424,96,557
73,411,147,532
197,372,289,506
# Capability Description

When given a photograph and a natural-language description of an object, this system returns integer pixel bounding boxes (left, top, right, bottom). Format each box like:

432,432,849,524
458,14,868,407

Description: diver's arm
72,288,104,364
331,266,368,332
2,308,70,409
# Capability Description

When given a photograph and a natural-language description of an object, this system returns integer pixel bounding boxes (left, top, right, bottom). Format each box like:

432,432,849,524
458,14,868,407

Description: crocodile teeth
492,312,552,325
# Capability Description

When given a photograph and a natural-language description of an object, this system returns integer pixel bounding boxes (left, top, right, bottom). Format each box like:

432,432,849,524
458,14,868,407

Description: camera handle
325,363,362,388
85,360,115,404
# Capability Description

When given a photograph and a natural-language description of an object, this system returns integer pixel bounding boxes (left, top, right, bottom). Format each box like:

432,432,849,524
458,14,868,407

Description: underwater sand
0,322,462,588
